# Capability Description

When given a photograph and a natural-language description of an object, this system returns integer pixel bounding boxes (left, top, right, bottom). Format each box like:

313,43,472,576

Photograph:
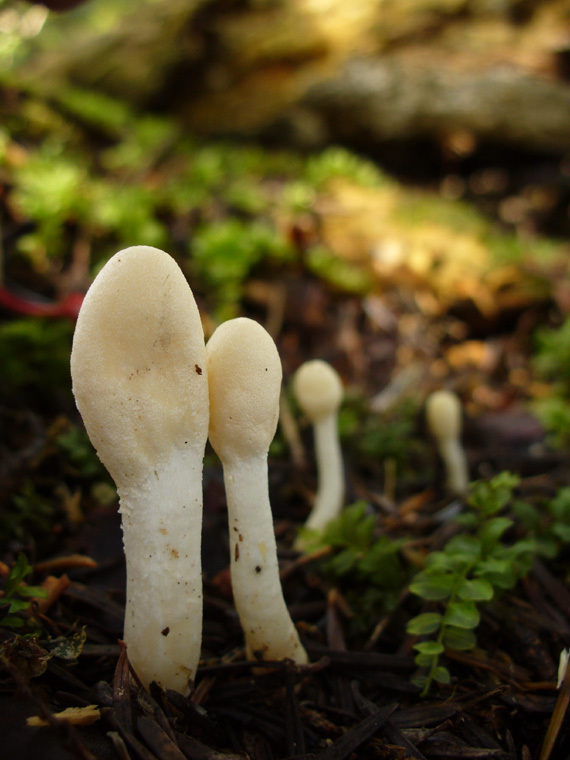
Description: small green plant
306,246,373,295
304,502,405,632
407,472,544,695
0,553,47,631
531,316,570,447
191,219,294,318
338,396,427,480
1,482,56,544
534,317,570,388
56,425,106,479
513,485,570,553
0,318,73,401
11,143,91,262
303,147,389,190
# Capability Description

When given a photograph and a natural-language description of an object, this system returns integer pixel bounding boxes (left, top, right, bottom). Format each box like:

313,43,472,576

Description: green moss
0,318,73,401
191,219,294,318
340,395,427,474
394,194,487,233
304,146,391,189
306,247,373,294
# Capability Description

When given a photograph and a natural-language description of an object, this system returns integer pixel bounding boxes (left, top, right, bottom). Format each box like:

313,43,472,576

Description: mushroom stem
425,389,469,496
292,360,345,548
305,411,344,532
437,438,469,496
120,450,203,692
224,454,308,663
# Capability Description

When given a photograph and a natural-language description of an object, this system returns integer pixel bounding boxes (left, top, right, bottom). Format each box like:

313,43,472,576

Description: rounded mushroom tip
425,389,462,440
70,245,209,485
206,317,282,462
293,360,343,422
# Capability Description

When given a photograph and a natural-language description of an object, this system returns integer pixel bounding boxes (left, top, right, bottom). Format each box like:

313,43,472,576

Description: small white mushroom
206,317,308,664
70,246,209,694
293,360,345,537
425,389,469,496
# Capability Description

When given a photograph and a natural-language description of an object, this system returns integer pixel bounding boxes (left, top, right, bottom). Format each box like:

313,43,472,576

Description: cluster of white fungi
70,245,469,695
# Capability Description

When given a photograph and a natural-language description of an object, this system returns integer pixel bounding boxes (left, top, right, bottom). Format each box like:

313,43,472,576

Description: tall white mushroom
206,317,308,664
70,246,209,694
425,389,469,496
293,360,345,539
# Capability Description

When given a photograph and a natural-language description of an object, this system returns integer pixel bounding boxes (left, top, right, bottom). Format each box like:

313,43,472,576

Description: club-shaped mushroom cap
207,317,282,464
71,245,209,693
71,245,209,487
425,389,461,443
293,360,343,423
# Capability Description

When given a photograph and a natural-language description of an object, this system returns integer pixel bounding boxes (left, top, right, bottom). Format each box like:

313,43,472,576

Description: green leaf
457,578,494,602
17,586,47,599
4,553,33,597
455,513,479,529
552,523,570,544
549,487,570,521
409,575,454,601
433,666,451,685
414,652,437,668
407,613,442,636
468,472,519,516
442,626,477,651
425,552,472,573
412,673,429,689
8,599,31,614
479,517,513,550
1,615,25,628
512,500,541,530
445,601,480,629
327,547,360,576
473,558,517,589
414,641,445,656
445,534,481,557
534,537,558,559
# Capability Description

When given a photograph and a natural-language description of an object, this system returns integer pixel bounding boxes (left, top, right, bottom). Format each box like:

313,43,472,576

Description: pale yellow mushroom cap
70,245,209,487
206,318,282,463
425,389,462,441
293,360,343,423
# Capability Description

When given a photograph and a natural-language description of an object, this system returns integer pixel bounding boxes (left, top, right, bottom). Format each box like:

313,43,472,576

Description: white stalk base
120,448,204,694
224,456,308,664
295,413,344,550
439,439,469,496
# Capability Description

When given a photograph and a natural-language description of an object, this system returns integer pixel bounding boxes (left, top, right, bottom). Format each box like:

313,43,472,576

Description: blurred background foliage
0,0,569,447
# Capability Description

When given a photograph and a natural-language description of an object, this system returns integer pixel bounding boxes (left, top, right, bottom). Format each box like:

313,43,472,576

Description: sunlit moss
304,146,391,189
393,193,487,234
191,219,295,318
306,246,373,294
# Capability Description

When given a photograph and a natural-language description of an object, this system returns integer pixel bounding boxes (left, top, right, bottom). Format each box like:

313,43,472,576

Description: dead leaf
27,705,101,727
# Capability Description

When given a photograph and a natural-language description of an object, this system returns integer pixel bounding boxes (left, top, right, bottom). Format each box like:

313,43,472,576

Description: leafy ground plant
532,316,570,447
0,553,46,631
407,472,547,695
302,502,406,633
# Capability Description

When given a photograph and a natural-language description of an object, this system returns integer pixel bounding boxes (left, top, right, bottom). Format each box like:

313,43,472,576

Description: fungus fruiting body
425,389,469,496
206,317,308,664
293,360,345,540
70,246,209,694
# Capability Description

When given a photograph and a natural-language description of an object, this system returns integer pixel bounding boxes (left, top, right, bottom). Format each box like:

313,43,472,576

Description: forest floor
2,51,570,760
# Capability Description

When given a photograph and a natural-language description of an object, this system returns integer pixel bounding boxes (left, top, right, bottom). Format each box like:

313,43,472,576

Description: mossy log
26,0,570,152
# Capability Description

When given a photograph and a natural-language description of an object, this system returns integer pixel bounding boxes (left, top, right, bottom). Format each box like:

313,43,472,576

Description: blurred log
25,0,570,153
